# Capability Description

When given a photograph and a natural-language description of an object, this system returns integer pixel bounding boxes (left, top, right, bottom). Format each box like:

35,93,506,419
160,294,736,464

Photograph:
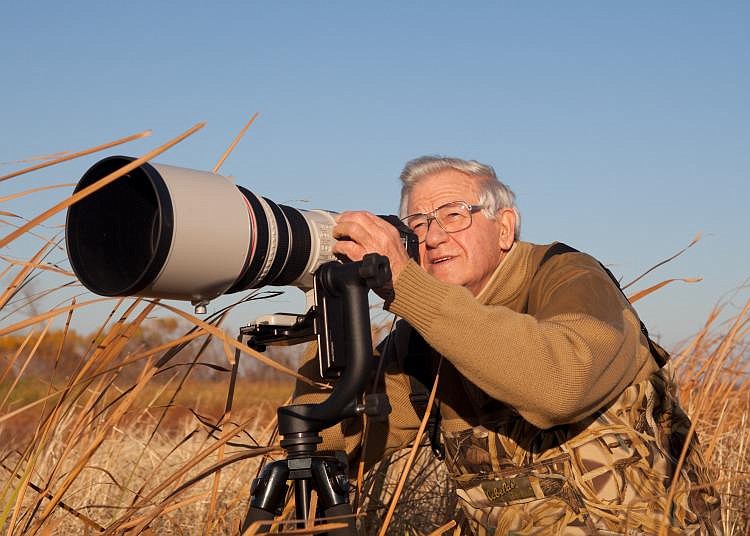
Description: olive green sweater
294,241,658,463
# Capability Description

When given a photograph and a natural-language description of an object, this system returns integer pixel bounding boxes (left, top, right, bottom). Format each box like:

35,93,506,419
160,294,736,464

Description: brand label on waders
480,476,535,504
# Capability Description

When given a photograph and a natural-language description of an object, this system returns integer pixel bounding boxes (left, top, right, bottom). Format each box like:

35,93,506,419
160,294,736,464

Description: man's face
406,170,515,296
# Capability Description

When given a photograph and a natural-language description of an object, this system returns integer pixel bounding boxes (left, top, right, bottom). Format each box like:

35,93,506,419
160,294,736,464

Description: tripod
241,255,392,535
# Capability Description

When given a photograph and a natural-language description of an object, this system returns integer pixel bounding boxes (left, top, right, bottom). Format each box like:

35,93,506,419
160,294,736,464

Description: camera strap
404,330,445,460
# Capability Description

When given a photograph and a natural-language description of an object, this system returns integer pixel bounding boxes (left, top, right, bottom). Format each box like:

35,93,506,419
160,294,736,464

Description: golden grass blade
428,520,457,536
221,333,236,366
102,415,281,534
27,301,157,532
131,323,222,470
355,316,398,512
622,233,702,291
378,357,443,536
0,390,67,426
204,444,226,533
127,330,207,364
0,263,13,281
0,218,65,250
166,446,280,501
671,304,724,367
627,277,702,304
0,297,113,338
0,130,151,183
0,122,204,249
0,369,71,529
205,402,231,532
34,355,159,530
0,330,34,386
11,299,79,534
0,320,51,413
0,353,130,457
153,301,324,386
0,283,82,325
36,518,63,536
703,394,731,462
213,113,260,173
0,255,73,277
65,298,138,385
0,462,105,533
242,520,349,535
0,183,76,204
3,300,134,530
0,327,207,427
115,492,211,531
0,460,25,532
204,324,241,534
124,449,280,534
306,490,319,528
113,315,240,512
0,237,56,310
79,297,126,366
0,151,69,166
249,395,288,486
68,301,153,423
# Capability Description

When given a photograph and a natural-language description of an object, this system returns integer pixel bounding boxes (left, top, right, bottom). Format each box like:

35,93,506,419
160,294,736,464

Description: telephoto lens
66,156,339,305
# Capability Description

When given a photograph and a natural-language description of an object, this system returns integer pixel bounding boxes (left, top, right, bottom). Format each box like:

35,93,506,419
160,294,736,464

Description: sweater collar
476,241,534,305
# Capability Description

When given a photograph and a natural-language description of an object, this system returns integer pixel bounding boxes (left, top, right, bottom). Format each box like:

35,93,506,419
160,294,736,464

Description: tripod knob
358,393,391,422
358,253,391,288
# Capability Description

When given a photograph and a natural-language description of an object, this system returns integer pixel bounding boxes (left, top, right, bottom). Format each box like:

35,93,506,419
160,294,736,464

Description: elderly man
296,156,721,534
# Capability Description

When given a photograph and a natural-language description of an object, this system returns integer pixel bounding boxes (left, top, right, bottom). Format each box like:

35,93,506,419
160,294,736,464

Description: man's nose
424,216,449,247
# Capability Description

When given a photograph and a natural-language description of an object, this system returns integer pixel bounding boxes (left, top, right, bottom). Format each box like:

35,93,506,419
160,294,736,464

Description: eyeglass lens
405,202,474,241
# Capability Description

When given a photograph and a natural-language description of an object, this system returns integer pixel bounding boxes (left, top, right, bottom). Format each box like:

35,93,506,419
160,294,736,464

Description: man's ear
497,208,516,251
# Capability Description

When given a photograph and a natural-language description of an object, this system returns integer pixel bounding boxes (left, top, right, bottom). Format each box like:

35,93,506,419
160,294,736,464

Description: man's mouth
430,256,454,265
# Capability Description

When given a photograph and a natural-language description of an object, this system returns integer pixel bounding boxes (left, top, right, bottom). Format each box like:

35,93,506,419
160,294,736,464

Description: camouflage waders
442,369,723,535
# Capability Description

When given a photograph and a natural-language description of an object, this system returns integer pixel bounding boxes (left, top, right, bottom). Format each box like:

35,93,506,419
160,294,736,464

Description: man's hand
332,211,411,296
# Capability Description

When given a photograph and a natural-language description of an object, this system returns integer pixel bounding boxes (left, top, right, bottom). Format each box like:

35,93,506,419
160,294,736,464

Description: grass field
1,131,748,534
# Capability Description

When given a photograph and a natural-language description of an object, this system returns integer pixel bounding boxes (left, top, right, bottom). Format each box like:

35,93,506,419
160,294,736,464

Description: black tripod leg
311,458,357,536
294,478,313,527
241,461,289,534
241,507,274,533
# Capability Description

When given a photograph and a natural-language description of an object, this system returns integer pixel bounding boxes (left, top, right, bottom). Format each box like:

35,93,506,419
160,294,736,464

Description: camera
65,156,418,308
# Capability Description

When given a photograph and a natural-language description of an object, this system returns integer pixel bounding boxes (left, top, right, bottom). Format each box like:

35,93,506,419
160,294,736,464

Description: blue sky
1,2,748,348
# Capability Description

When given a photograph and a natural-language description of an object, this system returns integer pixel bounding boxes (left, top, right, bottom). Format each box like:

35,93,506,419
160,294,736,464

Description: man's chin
426,266,463,287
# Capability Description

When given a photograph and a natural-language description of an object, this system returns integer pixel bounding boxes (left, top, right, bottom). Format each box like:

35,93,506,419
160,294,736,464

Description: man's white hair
399,155,521,240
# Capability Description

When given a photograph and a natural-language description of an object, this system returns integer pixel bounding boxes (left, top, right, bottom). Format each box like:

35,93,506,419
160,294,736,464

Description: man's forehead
408,170,482,210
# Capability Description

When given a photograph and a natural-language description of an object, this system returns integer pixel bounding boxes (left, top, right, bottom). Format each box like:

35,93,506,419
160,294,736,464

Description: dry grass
671,298,750,535
1,128,748,535
2,404,280,534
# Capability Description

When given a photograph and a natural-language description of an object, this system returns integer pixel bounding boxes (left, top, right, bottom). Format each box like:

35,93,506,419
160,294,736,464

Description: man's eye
410,221,427,231
442,210,463,222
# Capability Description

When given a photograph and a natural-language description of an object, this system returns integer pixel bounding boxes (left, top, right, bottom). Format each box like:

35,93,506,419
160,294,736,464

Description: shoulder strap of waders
538,242,670,368
403,330,444,460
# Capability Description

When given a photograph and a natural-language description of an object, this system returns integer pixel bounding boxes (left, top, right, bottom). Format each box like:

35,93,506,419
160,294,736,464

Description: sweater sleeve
386,255,656,429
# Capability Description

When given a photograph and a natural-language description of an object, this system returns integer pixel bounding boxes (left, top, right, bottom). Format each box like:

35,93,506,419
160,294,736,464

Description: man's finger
331,239,364,262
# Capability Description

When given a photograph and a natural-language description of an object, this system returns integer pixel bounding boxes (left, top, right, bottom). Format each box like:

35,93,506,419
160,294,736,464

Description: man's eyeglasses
401,201,486,243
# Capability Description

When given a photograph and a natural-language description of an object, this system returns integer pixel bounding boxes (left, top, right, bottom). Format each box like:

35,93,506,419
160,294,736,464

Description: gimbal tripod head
245,253,392,437
241,254,393,534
